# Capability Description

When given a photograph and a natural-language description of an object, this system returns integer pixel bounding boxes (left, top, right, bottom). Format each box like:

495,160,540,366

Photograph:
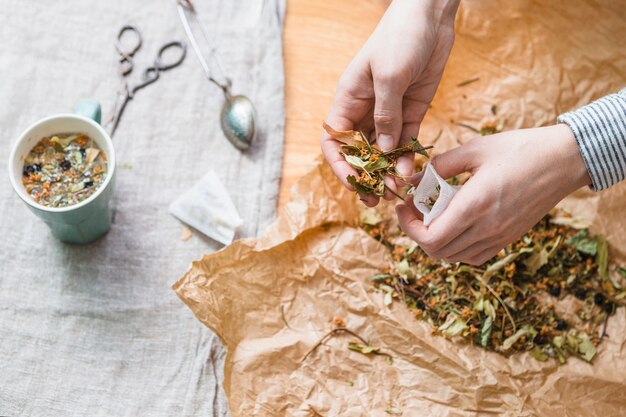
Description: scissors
108,25,187,136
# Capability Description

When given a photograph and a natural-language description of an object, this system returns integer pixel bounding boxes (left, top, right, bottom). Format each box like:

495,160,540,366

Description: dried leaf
371,274,393,282
530,346,549,361
524,247,549,276
577,336,596,362
347,341,380,355
365,156,389,171
500,325,534,351
323,122,368,147
567,230,597,255
359,208,383,226
482,252,520,284
438,314,468,337
325,123,432,200
343,154,369,170
480,315,493,346
596,235,608,279
50,134,78,148
85,147,100,165
347,175,373,195
395,259,414,279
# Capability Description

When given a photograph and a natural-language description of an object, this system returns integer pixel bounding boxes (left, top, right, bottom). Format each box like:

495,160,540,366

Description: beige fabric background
0,0,285,415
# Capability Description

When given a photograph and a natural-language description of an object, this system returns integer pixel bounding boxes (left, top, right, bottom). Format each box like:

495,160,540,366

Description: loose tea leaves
22,133,108,207
323,122,433,199
301,325,393,365
360,209,625,364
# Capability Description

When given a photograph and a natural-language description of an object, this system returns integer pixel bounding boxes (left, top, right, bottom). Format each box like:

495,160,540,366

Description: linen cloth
0,0,285,415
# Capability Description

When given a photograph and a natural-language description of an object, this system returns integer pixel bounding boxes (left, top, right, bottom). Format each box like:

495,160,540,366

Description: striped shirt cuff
557,88,626,191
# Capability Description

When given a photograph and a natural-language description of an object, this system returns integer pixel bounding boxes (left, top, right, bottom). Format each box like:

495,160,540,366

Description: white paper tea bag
408,164,459,226
169,171,243,245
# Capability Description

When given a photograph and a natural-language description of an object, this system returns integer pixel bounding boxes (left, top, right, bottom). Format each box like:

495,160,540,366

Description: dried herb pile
22,133,108,207
360,208,625,364
323,123,432,199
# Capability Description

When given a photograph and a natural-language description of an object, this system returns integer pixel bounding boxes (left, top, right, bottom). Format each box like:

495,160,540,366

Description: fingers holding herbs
323,123,433,205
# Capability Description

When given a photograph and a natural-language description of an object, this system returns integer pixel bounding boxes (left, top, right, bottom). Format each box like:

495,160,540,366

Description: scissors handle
116,25,143,76
156,41,187,71
132,41,187,94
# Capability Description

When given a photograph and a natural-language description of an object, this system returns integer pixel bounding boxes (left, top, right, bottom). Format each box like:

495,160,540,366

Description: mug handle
74,99,102,124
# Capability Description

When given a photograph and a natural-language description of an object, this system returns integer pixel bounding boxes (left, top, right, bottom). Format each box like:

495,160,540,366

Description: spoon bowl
220,94,256,151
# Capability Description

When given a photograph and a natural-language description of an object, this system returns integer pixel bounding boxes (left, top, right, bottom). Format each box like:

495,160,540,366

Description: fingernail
396,158,413,177
378,134,394,151
409,170,425,185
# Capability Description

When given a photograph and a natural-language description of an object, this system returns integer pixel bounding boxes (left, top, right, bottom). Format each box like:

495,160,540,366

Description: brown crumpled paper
174,161,626,416
174,1,626,415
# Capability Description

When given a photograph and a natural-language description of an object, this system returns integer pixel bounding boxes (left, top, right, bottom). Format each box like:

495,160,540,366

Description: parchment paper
174,1,626,415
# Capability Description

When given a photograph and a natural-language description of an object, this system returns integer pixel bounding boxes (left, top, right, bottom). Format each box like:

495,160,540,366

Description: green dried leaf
529,346,549,361
343,154,369,170
482,252,520,284
567,230,597,256
348,341,380,355
480,315,493,346
395,259,414,279
365,156,389,172
500,325,533,351
408,137,431,158
371,274,393,282
553,335,563,349
438,314,468,337
347,175,373,195
483,299,496,321
596,235,608,279
577,336,596,362
50,134,78,148
565,334,580,353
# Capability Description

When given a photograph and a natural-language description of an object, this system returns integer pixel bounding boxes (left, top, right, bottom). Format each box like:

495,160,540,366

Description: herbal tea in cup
22,133,108,208
9,101,116,244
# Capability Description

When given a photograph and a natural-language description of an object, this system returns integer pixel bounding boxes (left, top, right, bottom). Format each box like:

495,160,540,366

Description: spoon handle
176,2,230,93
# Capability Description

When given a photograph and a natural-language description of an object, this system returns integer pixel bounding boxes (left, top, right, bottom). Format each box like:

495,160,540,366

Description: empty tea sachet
408,163,459,226
169,171,243,245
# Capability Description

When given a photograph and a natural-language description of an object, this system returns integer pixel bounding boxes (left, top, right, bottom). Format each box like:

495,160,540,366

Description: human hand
396,124,592,265
321,0,459,206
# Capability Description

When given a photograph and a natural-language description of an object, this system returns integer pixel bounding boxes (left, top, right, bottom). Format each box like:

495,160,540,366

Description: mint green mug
8,100,116,244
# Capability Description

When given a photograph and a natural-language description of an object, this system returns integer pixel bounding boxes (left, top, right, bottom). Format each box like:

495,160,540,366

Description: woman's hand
396,124,592,265
321,0,459,206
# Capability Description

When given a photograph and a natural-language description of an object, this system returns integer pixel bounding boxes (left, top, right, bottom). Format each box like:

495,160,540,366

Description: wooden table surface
278,0,388,209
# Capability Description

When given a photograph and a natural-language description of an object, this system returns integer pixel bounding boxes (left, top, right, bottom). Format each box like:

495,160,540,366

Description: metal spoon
177,0,256,151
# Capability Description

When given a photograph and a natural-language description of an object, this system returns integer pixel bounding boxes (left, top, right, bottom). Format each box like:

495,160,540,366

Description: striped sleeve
557,88,626,191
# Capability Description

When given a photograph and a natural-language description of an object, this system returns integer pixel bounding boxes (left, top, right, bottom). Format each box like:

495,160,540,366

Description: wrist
393,0,460,25
549,124,592,191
